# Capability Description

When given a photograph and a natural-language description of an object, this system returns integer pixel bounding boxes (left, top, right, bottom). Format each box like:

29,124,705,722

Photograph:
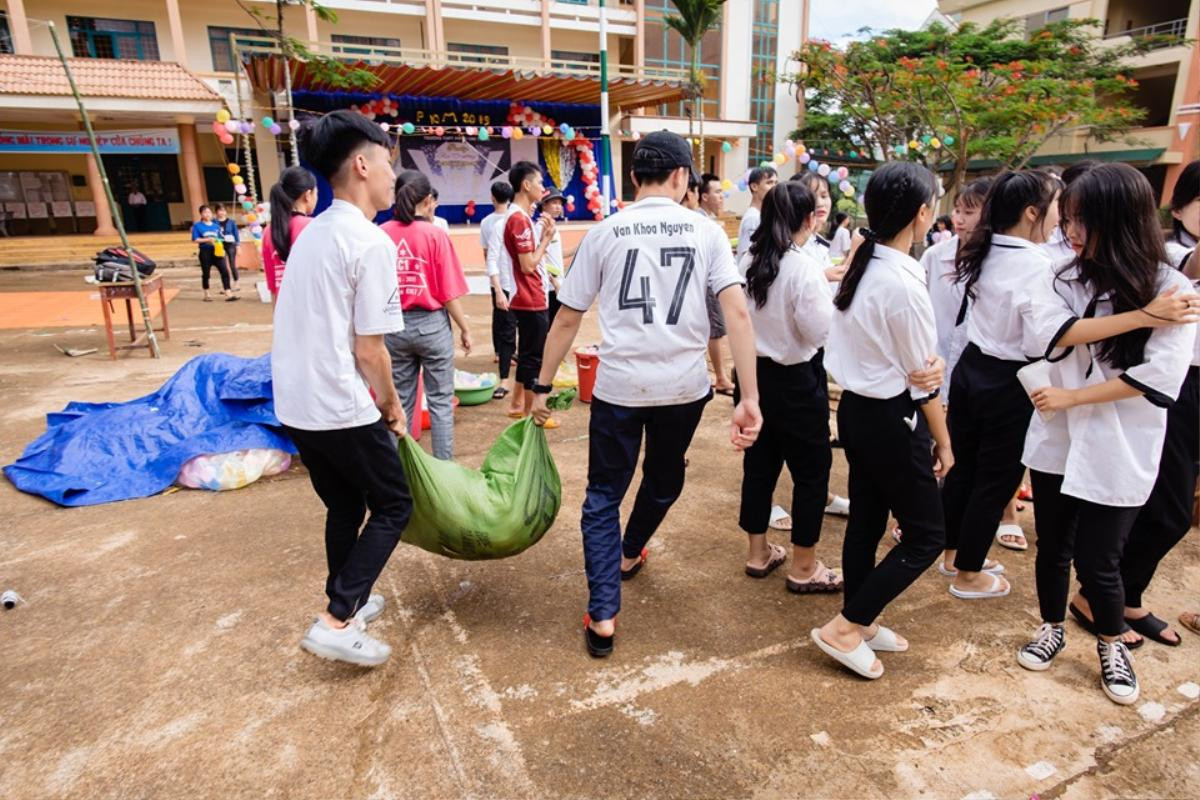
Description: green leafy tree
788,18,1175,193
664,0,725,168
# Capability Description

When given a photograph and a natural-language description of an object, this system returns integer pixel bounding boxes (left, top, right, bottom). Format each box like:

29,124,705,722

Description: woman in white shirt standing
813,161,952,680
736,181,841,592
1018,163,1199,704
828,212,852,261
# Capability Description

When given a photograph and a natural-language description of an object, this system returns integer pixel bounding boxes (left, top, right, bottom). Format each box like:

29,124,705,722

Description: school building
0,0,802,237
937,0,1200,203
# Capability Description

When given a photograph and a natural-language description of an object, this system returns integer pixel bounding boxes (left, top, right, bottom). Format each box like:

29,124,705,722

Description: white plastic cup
1017,360,1055,421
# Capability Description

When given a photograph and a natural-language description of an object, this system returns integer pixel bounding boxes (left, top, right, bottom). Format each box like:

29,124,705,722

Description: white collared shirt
964,234,1059,361
485,205,517,294
1022,263,1197,506
738,244,832,366
557,196,743,407
1165,233,1200,365
826,243,939,401
272,199,404,431
801,234,832,269
830,225,852,260
1041,226,1075,262
736,206,760,260
920,235,970,383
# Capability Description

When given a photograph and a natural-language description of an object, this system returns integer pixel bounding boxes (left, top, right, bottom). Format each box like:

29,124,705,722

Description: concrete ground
1,266,1198,800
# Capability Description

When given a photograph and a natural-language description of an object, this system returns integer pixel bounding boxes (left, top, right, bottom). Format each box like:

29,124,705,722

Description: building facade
938,0,1199,203
0,0,804,235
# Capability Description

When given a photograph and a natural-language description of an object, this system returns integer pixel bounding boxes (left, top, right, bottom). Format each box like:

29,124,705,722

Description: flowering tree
789,18,1172,193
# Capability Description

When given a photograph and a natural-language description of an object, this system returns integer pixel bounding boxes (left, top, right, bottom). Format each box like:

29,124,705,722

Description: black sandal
492,386,510,400
1124,613,1181,647
1069,602,1144,649
620,548,647,581
583,614,614,658
745,543,787,579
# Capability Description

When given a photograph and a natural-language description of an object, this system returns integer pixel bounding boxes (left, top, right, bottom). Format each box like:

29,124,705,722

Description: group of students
265,109,1199,710
190,203,243,302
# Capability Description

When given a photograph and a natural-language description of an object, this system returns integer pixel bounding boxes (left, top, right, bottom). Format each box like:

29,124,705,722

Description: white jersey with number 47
557,195,743,407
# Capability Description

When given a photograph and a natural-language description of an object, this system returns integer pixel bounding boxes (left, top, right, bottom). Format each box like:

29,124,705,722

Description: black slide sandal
1070,602,1144,649
583,614,614,658
492,386,510,400
620,548,647,581
1125,613,1181,646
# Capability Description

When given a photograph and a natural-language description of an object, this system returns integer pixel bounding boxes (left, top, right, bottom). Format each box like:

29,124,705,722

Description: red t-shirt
261,215,311,297
504,208,547,311
379,219,469,312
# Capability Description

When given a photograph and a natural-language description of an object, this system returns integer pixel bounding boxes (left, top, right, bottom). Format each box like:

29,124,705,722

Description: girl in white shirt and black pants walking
813,161,953,680
736,181,841,591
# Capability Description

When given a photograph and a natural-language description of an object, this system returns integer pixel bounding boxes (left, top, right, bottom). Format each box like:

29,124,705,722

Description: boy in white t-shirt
272,110,410,668
531,131,764,658
481,180,515,396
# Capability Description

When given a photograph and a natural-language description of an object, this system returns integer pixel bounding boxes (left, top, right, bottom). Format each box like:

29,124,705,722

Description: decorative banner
0,129,181,155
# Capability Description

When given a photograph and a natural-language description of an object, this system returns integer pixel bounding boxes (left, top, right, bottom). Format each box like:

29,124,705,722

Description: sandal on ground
1069,602,1144,649
492,386,510,400
225,295,239,302
864,624,908,653
583,614,614,658
745,543,787,578
203,296,213,302
810,628,883,680
620,548,647,581
938,559,1005,578
785,562,843,594
713,386,735,397
995,523,1028,551
768,505,792,531
948,572,1011,600
1124,613,1181,646
507,409,525,419
1179,612,1200,636
541,417,561,430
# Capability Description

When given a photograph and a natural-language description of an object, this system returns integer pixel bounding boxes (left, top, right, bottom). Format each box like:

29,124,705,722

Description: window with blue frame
208,26,273,73
0,13,13,55
750,0,779,163
68,16,160,61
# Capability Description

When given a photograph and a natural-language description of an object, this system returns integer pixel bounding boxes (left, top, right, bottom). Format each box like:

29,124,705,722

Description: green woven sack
396,418,561,559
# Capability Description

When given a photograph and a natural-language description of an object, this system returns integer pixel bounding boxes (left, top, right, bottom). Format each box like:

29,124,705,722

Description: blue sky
810,0,938,44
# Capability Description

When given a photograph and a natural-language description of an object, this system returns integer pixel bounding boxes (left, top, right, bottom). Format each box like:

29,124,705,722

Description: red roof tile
0,55,221,101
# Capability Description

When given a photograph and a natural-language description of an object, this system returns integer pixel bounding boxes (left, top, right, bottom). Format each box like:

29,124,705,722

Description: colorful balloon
402,121,415,135
242,200,254,211
231,175,244,185
288,119,301,131
943,135,955,146
234,184,247,195
216,109,231,123
434,126,445,137
512,127,523,140
837,166,849,179
227,163,241,175
379,122,391,133
269,124,282,135
542,125,553,135
478,128,490,141
262,116,275,128
817,163,830,177
930,137,942,149
224,120,240,134
807,160,820,172
839,180,853,193
721,141,732,153
799,152,812,164
721,178,733,191
795,144,807,155
773,153,787,166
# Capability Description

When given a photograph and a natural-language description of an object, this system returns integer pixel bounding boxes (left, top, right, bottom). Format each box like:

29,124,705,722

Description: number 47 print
618,247,696,325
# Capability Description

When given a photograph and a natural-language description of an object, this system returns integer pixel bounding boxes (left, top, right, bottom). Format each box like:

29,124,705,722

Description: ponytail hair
393,170,433,225
833,161,938,311
954,169,1058,300
746,182,816,308
269,166,317,262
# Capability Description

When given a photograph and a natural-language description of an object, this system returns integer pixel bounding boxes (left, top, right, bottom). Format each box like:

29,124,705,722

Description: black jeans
1030,470,1139,637
226,245,239,283
580,392,710,620
941,344,1032,571
838,390,945,627
491,288,517,380
285,420,413,622
737,354,831,547
199,246,231,292
514,308,549,388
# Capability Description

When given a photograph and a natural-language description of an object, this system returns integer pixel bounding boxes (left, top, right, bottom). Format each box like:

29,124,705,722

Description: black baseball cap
541,188,565,204
632,131,699,183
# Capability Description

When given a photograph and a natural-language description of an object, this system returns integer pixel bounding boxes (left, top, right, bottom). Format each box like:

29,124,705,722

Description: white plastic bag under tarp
176,448,292,491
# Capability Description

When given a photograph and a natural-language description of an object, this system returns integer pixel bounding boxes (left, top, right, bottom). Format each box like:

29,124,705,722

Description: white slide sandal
938,559,1006,577
769,504,792,531
864,625,909,652
811,629,884,679
949,572,1011,600
995,523,1029,551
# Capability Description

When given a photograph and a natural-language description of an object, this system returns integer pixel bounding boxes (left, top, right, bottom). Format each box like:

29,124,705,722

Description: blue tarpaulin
3,354,294,507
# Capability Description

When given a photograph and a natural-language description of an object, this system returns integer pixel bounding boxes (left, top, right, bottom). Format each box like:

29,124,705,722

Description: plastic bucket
575,347,600,403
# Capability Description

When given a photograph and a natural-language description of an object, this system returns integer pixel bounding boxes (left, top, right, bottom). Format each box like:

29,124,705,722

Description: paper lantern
434,126,445,137
288,119,301,131
512,127,523,140
402,121,415,135
721,141,732,153
224,120,240,134
234,184,247,195
216,109,231,123
799,152,812,164
817,163,830,177
269,124,282,135
262,116,275,128
837,166,849,179
227,163,241,175
721,178,733,191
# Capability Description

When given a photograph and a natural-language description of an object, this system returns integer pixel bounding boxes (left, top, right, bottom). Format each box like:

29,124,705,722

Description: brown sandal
785,562,844,594
1179,612,1200,636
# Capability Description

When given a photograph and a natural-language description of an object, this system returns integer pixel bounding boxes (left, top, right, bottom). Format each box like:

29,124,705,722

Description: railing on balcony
1104,17,1189,47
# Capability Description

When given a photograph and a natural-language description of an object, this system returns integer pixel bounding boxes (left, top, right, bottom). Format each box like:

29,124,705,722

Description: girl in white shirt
829,212,852,261
736,182,841,593
813,161,952,681
1018,163,1199,704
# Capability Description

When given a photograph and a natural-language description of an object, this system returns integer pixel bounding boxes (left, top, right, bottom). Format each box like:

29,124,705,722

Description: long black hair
745,182,816,308
954,170,1058,300
1060,163,1167,370
828,210,848,239
833,161,938,311
268,165,316,262
1169,159,1199,244
393,170,433,224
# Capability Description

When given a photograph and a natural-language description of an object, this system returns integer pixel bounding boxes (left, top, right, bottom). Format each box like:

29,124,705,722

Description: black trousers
514,308,549,388
284,420,413,622
1030,470,1139,637
199,246,231,292
1088,365,1199,609
838,390,945,626
941,344,1032,571
226,245,239,283
737,353,831,547
548,290,561,325
491,288,517,380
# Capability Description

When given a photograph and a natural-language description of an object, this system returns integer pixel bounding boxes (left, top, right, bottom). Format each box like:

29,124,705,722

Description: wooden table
98,275,170,360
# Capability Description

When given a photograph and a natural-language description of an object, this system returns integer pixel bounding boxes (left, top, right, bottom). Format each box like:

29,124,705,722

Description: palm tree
664,0,725,171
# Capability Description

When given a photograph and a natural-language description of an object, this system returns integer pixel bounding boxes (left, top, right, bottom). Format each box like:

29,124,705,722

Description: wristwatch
531,382,554,395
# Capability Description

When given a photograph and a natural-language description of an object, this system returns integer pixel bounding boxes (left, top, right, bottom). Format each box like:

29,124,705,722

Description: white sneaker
824,495,850,516
354,593,386,625
300,616,391,667
1097,639,1139,705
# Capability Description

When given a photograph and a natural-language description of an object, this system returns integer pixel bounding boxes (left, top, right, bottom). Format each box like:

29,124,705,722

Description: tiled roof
0,55,221,101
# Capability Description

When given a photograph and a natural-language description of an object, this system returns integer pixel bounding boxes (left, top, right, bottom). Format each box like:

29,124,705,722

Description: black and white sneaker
1097,639,1139,705
1018,623,1066,671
